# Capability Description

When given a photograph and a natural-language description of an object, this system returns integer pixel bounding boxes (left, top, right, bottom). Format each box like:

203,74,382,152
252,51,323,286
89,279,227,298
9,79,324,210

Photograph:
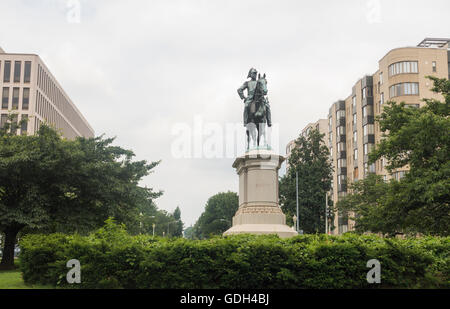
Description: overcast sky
1,0,449,227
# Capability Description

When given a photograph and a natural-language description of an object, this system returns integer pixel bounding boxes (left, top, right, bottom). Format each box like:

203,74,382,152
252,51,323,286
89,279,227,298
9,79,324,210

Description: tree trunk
0,227,20,270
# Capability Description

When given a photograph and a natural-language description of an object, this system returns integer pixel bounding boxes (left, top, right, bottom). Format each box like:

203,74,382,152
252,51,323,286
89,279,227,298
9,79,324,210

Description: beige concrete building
0,47,94,139
327,38,450,234
285,119,329,171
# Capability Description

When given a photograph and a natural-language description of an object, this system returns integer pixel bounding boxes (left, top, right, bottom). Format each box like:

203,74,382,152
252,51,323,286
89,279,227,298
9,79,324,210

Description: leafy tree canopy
0,123,161,268
279,128,333,234
192,191,238,239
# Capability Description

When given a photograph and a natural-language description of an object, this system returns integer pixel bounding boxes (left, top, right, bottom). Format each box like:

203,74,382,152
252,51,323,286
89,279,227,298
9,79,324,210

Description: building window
363,124,374,136
369,163,376,173
12,88,19,110
353,131,357,144
353,167,359,181
389,61,418,76
14,61,21,83
389,83,419,98
363,143,374,156
432,61,437,72
352,96,356,109
362,105,373,118
10,114,18,134
362,87,372,99
338,175,346,185
0,114,8,128
354,148,358,161
379,72,383,85
336,110,345,119
393,171,406,181
337,159,347,169
22,88,30,110
337,142,346,153
21,114,28,135
3,61,11,83
24,61,32,83
2,87,9,109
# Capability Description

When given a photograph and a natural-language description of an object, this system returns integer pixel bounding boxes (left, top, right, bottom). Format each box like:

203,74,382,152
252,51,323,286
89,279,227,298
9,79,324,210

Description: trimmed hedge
19,221,449,289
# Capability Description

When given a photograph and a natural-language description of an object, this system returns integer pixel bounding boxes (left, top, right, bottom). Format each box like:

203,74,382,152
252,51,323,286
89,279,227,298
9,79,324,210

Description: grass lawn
0,260,53,289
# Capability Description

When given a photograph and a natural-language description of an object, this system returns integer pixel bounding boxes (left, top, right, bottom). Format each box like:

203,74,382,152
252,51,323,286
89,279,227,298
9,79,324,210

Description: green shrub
19,222,449,289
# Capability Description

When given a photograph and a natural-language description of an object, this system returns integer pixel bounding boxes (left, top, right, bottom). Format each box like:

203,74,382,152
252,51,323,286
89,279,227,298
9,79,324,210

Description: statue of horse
246,73,268,150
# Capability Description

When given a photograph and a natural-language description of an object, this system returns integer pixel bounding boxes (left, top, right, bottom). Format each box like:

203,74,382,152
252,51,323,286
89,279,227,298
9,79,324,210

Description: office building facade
286,119,329,172
0,47,94,139
327,38,450,234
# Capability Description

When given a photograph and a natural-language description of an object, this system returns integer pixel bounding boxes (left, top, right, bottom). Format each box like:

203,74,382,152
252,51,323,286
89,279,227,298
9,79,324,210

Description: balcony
361,75,373,89
336,118,346,127
338,184,347,192
364,154,369,163
338,151,346,159
363,134,375,144
362,96,374,107
337,134,346,143
337,167,347,176
362,115,374,126
335,100,346,111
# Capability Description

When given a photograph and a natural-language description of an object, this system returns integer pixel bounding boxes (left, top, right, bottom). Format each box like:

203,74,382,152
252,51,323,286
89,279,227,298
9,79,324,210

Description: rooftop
417,38,450,48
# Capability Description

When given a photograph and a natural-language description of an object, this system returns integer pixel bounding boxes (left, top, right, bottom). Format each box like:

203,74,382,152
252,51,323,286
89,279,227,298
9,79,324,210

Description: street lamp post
296,171,299,233
152,223,156,237
325,193,328,235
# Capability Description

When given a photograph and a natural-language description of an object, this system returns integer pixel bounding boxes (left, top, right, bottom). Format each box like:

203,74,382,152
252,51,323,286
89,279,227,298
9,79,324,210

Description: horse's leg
249,123,256,148
246,129,249,150
261,123,266,147
256,122,260,147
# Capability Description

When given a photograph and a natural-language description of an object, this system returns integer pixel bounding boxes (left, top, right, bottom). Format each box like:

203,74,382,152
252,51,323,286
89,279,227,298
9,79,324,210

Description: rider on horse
237,68,272,127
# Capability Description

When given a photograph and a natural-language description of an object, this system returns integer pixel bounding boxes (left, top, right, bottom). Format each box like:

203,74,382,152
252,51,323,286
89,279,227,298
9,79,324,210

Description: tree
0,123,161,268
170,206,184,237
183,225,194,239
279,129,333,234
192,191,238,239
335,174,401,236
338,77,450,236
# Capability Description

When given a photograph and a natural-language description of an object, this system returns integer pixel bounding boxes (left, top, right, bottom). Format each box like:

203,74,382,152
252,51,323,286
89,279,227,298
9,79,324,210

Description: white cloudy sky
1,0,449,227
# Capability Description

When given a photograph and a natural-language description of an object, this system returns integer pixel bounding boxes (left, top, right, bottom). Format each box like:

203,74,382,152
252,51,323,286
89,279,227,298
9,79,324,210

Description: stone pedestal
223,149,298,238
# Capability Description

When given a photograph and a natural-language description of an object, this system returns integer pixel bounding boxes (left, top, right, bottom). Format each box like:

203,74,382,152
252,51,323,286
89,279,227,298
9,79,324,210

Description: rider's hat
247,68,257,78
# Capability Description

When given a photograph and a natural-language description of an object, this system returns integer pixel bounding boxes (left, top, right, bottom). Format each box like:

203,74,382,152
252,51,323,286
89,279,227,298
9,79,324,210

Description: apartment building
327,38,450,234
0,47,94,139
285,119,329,172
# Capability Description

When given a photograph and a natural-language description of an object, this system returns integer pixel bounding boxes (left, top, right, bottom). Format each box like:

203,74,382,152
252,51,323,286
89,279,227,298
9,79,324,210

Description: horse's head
256,73,268,96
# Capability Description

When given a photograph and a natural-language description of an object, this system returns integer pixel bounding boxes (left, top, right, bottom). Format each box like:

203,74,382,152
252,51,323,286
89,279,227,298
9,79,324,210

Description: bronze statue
237,68,271,150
